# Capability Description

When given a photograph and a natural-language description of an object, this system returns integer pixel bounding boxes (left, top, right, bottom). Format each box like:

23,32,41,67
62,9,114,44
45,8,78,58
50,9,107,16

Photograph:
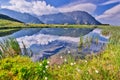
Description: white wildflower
77,69,80,72
76,68,80,72
43,70,46,73
68,50,71,54
74,62,76,65
39,63,42,66
64,58,67,62
45,65,49,69
45,77,48,80
60,56,63,59
85,60,87,63
58,66,61,69
95,70,99,74
70,63,74,66
47,61,50,64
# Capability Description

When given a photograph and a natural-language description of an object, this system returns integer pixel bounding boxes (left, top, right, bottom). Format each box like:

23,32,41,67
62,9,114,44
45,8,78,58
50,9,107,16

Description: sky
0,0,120,25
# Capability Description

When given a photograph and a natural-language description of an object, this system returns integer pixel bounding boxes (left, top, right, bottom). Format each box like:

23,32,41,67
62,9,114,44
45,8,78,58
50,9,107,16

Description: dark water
11,28,93,38
0,28,109,61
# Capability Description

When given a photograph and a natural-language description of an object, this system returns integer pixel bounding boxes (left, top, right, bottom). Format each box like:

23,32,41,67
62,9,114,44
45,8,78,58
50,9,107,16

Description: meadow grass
0,19,99,29
0,38,21,58
0,24,120,80
48,26,120,80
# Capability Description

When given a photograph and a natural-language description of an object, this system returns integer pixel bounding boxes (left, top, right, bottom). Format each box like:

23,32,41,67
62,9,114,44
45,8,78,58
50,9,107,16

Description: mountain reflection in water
0,28,109,61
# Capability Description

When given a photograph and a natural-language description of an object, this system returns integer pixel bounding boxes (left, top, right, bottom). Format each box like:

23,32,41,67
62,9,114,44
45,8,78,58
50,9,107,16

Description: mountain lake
0,28,109,61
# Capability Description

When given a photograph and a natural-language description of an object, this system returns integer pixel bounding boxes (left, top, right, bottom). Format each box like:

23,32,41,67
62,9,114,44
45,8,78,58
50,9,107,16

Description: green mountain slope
0,14,25,28
0,14,22,23
0,14,24,36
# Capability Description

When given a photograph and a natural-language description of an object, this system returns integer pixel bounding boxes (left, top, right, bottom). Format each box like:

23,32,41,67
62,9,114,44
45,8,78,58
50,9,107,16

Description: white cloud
1,0,58,16
58,3,97,14
96,4,120,25
100,0,120,5
1,0,97,16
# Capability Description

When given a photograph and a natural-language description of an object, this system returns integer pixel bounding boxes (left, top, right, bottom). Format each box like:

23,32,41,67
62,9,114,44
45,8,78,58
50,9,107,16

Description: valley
0,5,120,80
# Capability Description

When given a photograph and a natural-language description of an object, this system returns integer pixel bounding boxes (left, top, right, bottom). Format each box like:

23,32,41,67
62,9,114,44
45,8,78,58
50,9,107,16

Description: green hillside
0,14,25,28
0,14,25,36
0,14,22,23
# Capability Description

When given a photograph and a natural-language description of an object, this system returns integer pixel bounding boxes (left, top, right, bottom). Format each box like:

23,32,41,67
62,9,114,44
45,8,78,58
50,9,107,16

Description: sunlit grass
0,19,98,28
0,56,49,80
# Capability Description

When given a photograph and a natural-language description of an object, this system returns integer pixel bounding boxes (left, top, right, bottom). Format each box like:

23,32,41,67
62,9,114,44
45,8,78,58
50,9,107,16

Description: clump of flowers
34,59,49,79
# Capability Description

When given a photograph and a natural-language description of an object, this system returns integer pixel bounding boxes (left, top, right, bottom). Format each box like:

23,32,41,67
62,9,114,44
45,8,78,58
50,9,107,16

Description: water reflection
0,28,109,61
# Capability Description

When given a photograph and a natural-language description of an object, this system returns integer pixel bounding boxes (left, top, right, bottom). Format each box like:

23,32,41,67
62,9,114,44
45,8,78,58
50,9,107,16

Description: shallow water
0,28,109,61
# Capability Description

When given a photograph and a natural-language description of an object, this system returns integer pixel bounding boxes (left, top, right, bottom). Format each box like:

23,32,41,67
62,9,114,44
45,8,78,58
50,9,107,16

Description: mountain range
39,11,101,25
0,9,43,24
0,8,101,25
